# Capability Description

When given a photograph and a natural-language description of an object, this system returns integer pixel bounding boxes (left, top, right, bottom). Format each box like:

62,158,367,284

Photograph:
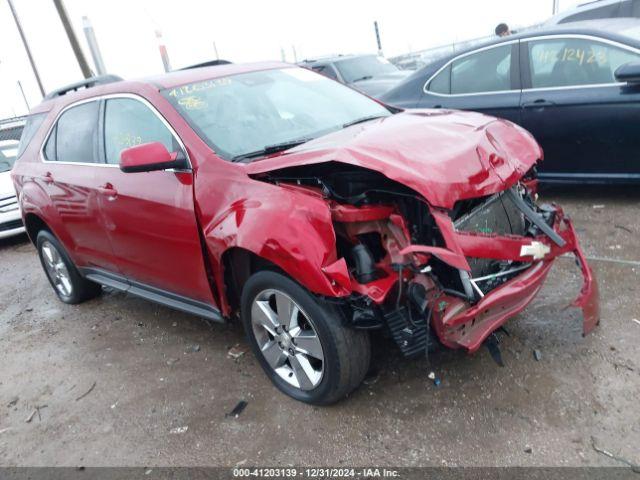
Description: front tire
241,271,370,405
36,230,102,304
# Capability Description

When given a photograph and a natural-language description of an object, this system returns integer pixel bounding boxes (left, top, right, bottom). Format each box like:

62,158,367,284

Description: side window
449,44,512,95
428,64,451,94
104,98,177,165
528,38,640,88
50,101,100,163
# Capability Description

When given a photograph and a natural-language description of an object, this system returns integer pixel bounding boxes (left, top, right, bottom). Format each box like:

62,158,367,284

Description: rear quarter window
17,113,45,158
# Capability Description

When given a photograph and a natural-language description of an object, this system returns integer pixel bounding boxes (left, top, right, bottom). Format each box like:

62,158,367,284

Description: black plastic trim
79,267,223,322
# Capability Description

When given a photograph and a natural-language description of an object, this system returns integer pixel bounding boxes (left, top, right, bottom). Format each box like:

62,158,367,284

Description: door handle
98,183,118,198
522,99,556,109
43,172,54,184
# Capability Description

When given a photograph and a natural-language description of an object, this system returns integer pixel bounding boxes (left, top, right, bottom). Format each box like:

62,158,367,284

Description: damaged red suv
12,63,599,404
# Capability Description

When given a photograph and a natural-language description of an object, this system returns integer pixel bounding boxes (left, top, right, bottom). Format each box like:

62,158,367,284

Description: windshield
335,56,399,83
163,67,390,160
0,140,19,173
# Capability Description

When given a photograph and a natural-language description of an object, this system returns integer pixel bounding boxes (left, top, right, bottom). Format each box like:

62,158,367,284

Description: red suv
12,63,599,404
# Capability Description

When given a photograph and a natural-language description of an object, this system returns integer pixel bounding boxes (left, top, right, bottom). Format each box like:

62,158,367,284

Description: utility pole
82,16,106,75
374,21,383,56
155,30,172,72
6,0,45,97
213,41,219,60
53,0,92,78
552,0,560,15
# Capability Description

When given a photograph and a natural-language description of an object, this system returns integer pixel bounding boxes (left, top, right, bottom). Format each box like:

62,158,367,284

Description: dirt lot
0,187,638,468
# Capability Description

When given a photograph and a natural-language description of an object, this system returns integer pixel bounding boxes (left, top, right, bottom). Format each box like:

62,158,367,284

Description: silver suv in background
299,54,412,98
0,117,27,239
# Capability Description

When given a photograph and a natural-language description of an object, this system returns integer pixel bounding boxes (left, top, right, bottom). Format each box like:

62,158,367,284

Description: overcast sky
0,0,581,118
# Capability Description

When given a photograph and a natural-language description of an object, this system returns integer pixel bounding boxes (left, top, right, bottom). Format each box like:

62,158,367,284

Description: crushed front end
311,167,598,356
255,161,600,357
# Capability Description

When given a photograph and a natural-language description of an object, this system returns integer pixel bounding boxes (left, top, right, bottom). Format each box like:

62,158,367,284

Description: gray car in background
299,54,411,98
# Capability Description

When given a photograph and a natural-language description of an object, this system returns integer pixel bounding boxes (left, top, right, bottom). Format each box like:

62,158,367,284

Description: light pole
82,16,106,75
53,0,93,78
6,0,45,97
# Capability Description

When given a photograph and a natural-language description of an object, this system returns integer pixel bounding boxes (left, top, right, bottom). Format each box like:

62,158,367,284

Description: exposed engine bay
254,161,599,356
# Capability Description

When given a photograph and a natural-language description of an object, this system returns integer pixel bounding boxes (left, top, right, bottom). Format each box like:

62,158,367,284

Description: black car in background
381,19,640,183
299,54,411,98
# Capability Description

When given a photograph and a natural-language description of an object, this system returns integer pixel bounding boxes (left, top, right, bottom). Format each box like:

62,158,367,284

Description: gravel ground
0,186,638,467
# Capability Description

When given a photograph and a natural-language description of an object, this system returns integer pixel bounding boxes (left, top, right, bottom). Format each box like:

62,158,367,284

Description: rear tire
36,230,102,304
241,271,370,405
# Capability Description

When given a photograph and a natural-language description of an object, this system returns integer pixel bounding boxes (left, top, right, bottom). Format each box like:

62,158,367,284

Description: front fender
201,184,350,311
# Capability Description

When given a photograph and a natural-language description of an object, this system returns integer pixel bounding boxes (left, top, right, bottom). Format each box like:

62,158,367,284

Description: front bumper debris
427,204,600,352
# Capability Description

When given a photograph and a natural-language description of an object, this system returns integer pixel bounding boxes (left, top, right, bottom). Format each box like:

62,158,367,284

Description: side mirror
614,62,640,85
119,142,189,173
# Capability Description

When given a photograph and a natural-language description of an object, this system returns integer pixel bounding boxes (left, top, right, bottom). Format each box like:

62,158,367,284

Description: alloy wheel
41,240,73,297
250,289,324,390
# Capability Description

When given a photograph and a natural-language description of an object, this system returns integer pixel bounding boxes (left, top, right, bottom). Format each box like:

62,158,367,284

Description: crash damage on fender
243,109,600,355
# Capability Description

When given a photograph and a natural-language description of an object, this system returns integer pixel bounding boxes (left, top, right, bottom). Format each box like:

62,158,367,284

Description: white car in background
0,118,26,239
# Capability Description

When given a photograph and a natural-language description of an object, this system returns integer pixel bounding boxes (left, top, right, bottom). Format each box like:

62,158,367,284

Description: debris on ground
524,446,533,454
592,204,605,209
226,400,248,418
75,381,97,401
533,349,542,361
363,372,379,386
25,307,33,312
169,426,188,434
632,319,640,326
591,436,640,472
427,371,441,386
166,357,180,366
227,344,247,359
7,396,18,408
0,428,12,434
36,405,47,421
615,224,633,234
25,409,37,423
186,344,201,353
171,322,177,327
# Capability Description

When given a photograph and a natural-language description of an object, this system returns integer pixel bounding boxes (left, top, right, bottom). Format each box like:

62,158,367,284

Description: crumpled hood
245,109,543,209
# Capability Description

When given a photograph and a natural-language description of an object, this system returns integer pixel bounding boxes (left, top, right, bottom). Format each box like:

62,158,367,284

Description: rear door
41,100,121,272
418,41,523,123
95,95,215,305
519,35,640,180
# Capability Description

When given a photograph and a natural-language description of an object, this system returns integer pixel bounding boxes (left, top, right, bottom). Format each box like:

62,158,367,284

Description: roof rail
44,74,123,100
179,59,232,70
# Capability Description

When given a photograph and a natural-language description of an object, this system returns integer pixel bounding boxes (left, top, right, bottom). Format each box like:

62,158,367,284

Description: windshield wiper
231,137,313,162
351,75,373,83
343,115,387,129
